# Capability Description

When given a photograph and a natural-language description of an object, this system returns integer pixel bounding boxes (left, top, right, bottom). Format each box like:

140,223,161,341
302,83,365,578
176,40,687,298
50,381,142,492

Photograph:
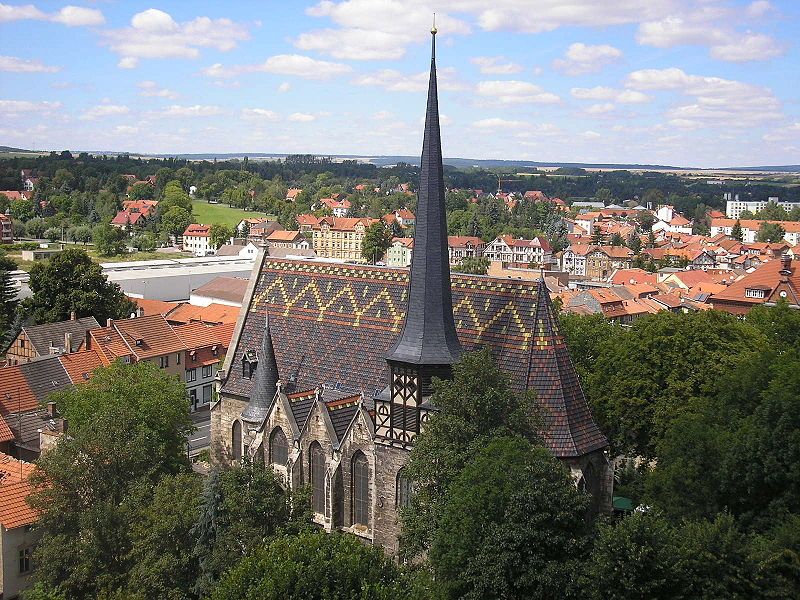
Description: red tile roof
266,230,304,242
132,297,180,316
712,256,799,308
59,349,105,383
183,223,211,237
448,236,484,248
0,414,13,443
166,302,239,325
0,452,37,529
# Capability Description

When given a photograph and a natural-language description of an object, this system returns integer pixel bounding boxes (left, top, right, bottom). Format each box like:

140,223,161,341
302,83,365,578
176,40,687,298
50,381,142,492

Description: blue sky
0,0,797,167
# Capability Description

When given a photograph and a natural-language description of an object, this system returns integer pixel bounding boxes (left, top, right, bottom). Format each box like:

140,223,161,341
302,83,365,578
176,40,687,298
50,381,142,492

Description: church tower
374,25,462,448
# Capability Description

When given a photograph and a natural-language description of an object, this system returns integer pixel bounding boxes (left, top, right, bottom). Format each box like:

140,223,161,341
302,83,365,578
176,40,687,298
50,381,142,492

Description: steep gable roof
221,259,607,458
21,317,99,356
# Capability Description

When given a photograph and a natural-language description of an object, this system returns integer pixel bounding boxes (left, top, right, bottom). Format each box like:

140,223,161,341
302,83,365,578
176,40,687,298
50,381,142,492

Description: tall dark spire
241,316,279,423
386,25,461,366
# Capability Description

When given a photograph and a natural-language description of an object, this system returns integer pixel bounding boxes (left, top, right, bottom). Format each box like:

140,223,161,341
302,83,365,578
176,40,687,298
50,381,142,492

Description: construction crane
496,174,522,193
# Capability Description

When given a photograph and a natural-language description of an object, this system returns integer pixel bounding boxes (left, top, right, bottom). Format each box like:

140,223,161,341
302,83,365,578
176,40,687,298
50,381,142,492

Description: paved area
188,405,211,456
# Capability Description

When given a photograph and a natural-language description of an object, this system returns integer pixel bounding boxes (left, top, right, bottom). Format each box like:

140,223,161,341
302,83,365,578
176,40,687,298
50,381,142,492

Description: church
210,28,612,553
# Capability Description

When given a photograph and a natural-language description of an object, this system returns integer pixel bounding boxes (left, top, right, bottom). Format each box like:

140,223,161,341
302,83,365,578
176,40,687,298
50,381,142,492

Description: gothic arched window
310,442,326,514
270,428,289,466
396,469,412,508
352,451,370,527
231,421,242,461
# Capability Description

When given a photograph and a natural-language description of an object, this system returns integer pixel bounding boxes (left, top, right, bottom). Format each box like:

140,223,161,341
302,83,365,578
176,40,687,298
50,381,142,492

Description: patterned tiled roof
222,259,607,458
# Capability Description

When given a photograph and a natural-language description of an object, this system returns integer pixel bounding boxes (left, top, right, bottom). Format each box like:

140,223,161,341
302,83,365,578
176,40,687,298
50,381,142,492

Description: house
174,322,235,411
215,241,260,258
386,238,413,267
86,314,234,414
296,214,320,232
711,255,799,315
247,220,284,246
305,216,380,262
0,191,32,202
383,209,416,229
575,212,601,235
0,213,12,244
484,235,552,268
285,188,302,202
4,316,99,366
609,268,658,286
165,302,240,326
320,197,351,217
189,276,249,307
182,224,214,256
560,244,590,277
111,200,158,232
710,218,800,246
20,169,38,191
448,236,485,265
265,230,310,250
0,453,39,600
523,191,548,203
585,246,634,280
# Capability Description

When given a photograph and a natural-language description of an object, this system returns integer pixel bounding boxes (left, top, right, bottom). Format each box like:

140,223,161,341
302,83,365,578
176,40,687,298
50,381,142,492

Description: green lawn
191,200,269,228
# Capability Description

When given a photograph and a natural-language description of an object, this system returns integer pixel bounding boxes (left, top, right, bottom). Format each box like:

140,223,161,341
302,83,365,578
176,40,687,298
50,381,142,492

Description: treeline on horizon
2,150,798,210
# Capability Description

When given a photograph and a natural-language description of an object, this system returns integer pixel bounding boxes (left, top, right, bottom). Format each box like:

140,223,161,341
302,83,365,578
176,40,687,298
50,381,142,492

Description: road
188,405,211,456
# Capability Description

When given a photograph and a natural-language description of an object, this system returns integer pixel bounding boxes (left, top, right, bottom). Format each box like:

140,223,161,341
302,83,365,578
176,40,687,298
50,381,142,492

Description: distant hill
2,146,798,173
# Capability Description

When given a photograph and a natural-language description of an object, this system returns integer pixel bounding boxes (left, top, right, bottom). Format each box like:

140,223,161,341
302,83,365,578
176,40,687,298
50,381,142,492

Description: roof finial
431,13,437,35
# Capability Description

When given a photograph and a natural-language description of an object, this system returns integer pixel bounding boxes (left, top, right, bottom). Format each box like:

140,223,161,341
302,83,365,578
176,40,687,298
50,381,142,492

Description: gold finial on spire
431,12,437,35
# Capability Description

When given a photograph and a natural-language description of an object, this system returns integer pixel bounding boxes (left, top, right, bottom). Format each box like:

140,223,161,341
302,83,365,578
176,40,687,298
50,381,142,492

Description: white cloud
473,117,527,129
637,9,783,63
241,108,280,121
51,5,103,26
571,86,650,104
626,67,782,128
154,105,225,118
762,122,800,142
583,130,602,139
746,1,773,17
353,67,465,92
0,3,102,25
553,43,622,76
471,56,522,74
113,125,138,135
80,104,130,120
297,1,470,60
586,103,615,115
277,82,291,93
475,80,559,104
709,33,782,62
0,99,61,115
289,112,316,122
102,9,249,68
138,80,179,99
203,54,352,80
0,55,59,73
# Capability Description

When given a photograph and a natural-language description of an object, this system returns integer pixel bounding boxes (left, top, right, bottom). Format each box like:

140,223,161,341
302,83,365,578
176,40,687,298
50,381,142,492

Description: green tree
28,361,193,599
626,232,642,253
126,472,203,600
93,222,127,256
595,188,613,204
755,200,788,221
71,225,93,245
756,221,786,243
44,227,61,242
210,532,418,600
431,437,590,600
401,350,541,560
10,198,35,221
25,217,47,239
20,248,135,324
361,221,392,263
732,219,744,241
160,180,192,212
193,461,312,595
610,232,624,246
642,188,665,208
129,182,155,200
452,256,489,275
209,223,233,250
160,206,192,239
0,249,18,342
131,232,157,252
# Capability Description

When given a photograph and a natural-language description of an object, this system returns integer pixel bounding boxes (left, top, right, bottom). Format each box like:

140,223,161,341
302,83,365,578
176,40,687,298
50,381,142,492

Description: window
202,384,212,404
176,352,181,365
745,288,767,299
270,428,289,466
202,365,213,378
397,470,412,508
231,421,242,461
352,451,370,527
186,368,197,382
20,338,25,348
160,355,169,368
19,546,32,574
310,442,326,514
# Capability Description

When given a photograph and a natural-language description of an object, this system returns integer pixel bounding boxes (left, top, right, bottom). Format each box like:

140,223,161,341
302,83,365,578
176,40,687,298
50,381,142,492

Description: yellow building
306,216,379,262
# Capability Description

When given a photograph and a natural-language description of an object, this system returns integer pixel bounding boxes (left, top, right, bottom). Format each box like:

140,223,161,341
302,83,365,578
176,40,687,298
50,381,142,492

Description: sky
0,1,798,168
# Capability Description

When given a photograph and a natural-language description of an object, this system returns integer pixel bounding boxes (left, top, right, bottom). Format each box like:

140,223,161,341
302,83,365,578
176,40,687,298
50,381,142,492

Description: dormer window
212,345,219,356
242,350,258,379
745,287,768,299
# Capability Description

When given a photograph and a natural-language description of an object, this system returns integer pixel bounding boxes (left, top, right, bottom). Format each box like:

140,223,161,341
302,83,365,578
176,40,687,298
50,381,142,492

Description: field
191,200,268,228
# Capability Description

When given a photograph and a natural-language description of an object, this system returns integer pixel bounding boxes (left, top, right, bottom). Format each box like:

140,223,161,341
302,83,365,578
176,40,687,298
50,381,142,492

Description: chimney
781,254,791,272
47,401,57,417
70,310,76,321
137,306,145,318
85,329,92,350
107,318,113,327
64,332,73,354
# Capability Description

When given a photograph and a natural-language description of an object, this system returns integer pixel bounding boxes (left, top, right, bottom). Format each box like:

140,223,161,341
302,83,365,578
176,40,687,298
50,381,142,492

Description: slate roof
0,355,72,415
20,316,99,356
221,259,608,458
385,30,462,367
